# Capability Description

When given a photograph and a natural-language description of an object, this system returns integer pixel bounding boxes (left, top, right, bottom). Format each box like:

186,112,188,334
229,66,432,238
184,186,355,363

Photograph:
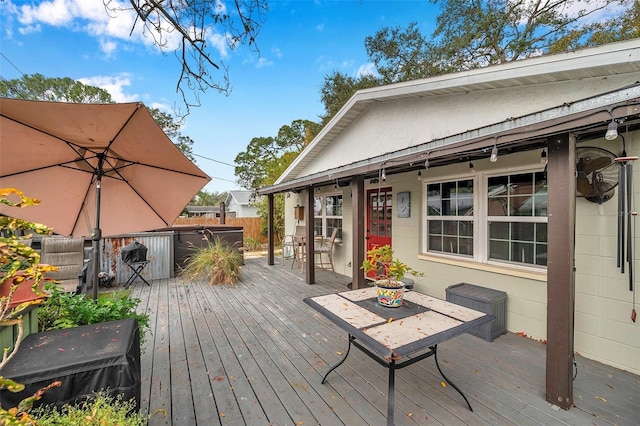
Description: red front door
366,187,393,252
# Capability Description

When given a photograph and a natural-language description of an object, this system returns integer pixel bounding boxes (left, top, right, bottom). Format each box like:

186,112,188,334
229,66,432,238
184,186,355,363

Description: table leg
433,344,473,411
321,334,353,384
387,359,395,426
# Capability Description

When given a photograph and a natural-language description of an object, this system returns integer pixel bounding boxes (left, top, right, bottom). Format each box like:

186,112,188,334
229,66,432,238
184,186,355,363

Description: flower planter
0,272,46,309
375,280,406,308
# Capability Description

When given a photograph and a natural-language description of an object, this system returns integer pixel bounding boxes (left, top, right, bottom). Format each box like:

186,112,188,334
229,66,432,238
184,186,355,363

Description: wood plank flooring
128,257,639,426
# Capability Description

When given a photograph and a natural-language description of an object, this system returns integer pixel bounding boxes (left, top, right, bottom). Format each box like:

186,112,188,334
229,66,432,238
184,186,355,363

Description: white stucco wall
284,137,640,375
298,75,639,178
573,137,640,374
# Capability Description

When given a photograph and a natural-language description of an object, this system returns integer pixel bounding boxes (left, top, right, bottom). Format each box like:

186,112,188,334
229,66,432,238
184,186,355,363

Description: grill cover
121,241,147,263
0,319,141,410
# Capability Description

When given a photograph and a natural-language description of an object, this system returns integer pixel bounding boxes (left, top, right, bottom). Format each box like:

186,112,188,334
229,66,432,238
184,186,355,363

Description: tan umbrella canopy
0,98,211,297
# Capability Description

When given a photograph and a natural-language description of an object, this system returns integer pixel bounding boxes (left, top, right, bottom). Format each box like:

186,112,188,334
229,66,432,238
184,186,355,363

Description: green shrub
180,238,242,285
38,284,150,347
243,236,262,252
32,391,148,425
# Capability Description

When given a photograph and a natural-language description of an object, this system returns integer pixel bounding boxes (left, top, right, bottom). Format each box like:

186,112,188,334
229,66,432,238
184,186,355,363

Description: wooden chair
313,228,338,275
282,225,306,268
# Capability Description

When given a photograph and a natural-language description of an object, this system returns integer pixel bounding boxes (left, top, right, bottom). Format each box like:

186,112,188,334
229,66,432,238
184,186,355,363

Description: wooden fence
173,217,266,244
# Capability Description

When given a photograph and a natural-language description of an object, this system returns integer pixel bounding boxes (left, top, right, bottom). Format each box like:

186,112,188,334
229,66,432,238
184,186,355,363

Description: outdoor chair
40,236,87,294
313,228,338,276
282,225,306,268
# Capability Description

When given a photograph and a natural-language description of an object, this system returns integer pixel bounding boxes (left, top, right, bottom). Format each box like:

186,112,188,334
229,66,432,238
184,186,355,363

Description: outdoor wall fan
575,147,619,204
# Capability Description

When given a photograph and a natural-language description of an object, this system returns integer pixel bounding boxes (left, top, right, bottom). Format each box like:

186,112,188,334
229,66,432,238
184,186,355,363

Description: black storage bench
446,283,507,342
0,318,141,411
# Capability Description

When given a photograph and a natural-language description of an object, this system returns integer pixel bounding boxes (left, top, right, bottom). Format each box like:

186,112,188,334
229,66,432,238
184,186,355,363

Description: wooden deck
127,257,639,426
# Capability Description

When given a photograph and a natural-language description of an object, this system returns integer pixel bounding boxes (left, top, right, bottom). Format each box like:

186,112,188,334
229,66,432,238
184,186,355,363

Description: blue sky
0,1,441,193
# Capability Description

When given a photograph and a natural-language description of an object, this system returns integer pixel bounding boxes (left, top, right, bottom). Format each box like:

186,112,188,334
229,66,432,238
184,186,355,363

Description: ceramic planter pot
375,280,406,308
0,272,46,309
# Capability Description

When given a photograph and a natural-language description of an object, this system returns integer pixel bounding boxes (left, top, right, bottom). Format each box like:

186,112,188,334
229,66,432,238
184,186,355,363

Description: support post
545,133,575,409
351,176,365,289
267,193,274,265
305,188,315,284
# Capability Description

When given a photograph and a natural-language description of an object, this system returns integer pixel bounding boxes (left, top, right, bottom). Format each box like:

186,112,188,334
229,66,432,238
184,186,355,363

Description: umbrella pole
91,175,103,300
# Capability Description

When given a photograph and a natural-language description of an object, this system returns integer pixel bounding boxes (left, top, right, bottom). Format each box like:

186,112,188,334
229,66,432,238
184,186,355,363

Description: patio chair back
40,236,87,293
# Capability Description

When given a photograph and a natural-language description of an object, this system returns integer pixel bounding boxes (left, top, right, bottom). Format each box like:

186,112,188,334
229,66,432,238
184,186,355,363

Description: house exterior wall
573,138,640,374
296,75,638,179
227,200,259,218
284,133,640,375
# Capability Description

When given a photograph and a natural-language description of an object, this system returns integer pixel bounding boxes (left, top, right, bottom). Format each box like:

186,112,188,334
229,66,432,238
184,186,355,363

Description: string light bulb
490,144,498,162
605,119,618,140
417,169,422,180
424,158,429,169
381,168,386,181
540,150,548,164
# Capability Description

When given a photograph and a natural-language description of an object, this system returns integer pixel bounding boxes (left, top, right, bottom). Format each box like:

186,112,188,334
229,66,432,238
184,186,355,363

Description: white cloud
78,74,139,103
99,39,118,58
18,24,41,35
18,0,73,26
208,32,230,58
148,101,173,112
357,62,377,77
315,23,325,32
8,0,232,61
256,57,273,68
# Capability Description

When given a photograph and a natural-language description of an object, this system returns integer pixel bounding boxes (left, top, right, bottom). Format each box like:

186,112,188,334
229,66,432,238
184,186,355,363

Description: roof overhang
274,41,640,188
258,83,640,195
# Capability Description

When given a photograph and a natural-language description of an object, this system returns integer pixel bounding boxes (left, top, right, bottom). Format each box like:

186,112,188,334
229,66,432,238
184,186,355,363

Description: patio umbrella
0,98,211,298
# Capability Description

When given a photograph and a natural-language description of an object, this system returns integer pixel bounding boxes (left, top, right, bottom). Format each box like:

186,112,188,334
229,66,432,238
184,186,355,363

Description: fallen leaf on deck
387,318,393,323
336,351,343,355
595,396,607,403
440,381,447,388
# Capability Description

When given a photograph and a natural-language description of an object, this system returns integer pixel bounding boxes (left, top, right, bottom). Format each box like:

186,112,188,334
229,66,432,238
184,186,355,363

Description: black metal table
304,287,495,426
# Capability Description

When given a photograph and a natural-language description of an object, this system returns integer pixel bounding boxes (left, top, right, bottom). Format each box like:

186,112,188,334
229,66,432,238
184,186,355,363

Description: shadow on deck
127,257,639,426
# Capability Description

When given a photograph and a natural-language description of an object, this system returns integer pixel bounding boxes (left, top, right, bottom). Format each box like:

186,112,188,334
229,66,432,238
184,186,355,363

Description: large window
314,194,343,239
487,172,547,266
425,179,474,256
424,170,547,268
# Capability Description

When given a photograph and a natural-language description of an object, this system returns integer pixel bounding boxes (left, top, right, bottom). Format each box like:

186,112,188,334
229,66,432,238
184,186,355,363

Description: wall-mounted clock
397,191,411,218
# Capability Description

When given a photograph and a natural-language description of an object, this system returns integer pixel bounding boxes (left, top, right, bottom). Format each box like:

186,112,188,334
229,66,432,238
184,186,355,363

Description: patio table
304,287,495,426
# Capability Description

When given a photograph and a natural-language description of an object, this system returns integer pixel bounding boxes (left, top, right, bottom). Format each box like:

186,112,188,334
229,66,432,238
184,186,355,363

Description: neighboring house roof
226,190,259,207
262,39,640,194
186,205,220,214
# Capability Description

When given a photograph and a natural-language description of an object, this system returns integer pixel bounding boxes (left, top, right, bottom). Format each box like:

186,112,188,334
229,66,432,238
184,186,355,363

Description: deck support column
267,193,275,265
352,176,365,289
305,187,316,284
545,133,575,409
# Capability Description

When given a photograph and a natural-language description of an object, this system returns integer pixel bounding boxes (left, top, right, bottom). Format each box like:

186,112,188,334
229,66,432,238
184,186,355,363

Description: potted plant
361,245,423,307
1,188,57,423
1,190,55,312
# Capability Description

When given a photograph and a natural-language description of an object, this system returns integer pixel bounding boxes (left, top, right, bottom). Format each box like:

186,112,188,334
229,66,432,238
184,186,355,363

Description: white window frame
423,175,476,258
422,165,547,270
484,167,548,268
314,193,343,240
